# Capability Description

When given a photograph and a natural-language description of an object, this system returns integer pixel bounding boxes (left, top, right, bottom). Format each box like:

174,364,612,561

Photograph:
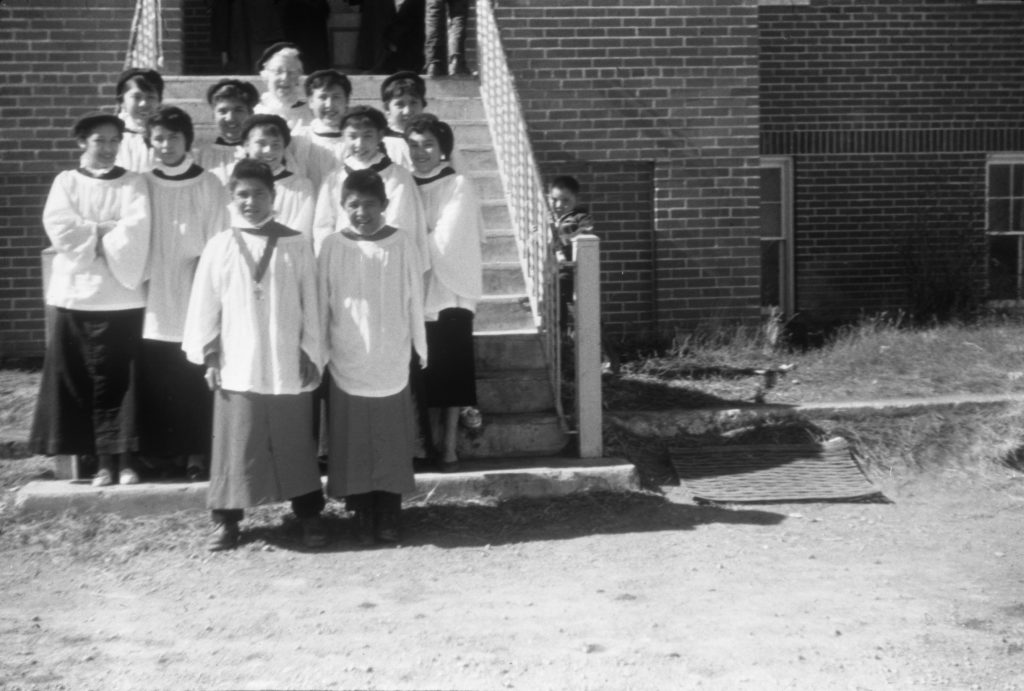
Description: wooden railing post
572,233,602,458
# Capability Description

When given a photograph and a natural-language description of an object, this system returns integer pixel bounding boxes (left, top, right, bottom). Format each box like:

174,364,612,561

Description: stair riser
477,376,554,414
457,418,569,459
168,96,485,123
475,300,534,332
482,235,518,263
483,265,527,294
164,75,484,100
475,334,547,370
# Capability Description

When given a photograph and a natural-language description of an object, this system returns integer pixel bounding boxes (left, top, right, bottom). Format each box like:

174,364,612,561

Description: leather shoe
374,511,400,543
423,61,445,78
119,468,140,485
206,521,240,551
351,510,375,546
91,468,114,487
301,517,328,549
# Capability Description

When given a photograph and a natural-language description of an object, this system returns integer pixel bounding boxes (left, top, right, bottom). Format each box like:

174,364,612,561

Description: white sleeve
41,172,99,272
182,238,223,366
385,167,430,273
312,170,341,256
407,236,428,368
101,174,151,290
297,241,325,373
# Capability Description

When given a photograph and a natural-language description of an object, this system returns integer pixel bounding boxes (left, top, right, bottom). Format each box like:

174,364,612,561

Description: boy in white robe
30,113,151,486
239,114,315,238
406,115,484,471
318,169,427,545
195,79,260,186
380,71,426,171
290,69,352,192
182,159,327,551
312,106,427,265
139,106,228,479
113,68,162,173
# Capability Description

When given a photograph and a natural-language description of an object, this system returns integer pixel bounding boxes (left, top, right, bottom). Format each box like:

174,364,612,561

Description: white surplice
271,169,316,238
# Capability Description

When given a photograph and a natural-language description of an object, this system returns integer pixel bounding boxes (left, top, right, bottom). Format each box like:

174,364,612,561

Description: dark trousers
211,489,325,524
424,0,468,67
345,491,401,514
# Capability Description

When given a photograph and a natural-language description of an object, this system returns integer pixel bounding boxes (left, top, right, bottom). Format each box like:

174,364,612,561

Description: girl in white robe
318,169,427,545
139,106,228,478
30,113,151,487
182,159,327,551
407,116,484,471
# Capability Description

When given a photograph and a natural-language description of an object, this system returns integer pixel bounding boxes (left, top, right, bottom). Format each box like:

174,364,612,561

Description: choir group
29,42,485,551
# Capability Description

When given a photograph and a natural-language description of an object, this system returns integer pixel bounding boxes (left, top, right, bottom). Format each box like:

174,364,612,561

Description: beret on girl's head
115,68,164,99
206,79,260,109
71,112,125,139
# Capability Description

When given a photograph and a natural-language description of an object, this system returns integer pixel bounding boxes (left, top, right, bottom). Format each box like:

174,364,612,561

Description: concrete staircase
164,75,569,460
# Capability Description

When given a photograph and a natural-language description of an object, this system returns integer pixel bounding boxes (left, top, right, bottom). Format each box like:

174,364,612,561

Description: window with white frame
986,154,1024,302
760,156,795,317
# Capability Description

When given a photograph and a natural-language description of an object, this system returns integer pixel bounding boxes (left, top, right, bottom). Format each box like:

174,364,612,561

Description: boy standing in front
183,159,327,551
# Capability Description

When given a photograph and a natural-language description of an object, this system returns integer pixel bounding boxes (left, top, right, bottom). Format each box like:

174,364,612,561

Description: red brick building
2,0,1023,357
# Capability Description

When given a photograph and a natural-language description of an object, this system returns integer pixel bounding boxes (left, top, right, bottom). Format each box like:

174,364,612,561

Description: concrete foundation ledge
13,458,639,517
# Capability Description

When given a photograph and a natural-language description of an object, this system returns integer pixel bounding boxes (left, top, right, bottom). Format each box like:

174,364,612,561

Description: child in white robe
30,113,151,487
239,114,315,238
183,159,327,551
406,115,484,472
195,79,260,186
312,106,427,264
290,69,352,192
254,42,313,130
318,169,427,545
113,68,162,173
139,106,228,479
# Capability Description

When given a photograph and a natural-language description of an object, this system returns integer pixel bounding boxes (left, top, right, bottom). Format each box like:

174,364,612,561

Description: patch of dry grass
0,369,38,440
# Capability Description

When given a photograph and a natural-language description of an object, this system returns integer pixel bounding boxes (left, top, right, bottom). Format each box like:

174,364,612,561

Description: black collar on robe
214,136,244,147
76,166,127,180
273,169,293,182
383,128,404,139
341,224,398,242
151,163,205,181
344,155,393,176
236,219,301,238
413,166,456,186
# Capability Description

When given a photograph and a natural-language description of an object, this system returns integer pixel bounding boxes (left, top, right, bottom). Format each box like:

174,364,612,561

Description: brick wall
0,0,182,358
491,0,763,336
761,0,1024,322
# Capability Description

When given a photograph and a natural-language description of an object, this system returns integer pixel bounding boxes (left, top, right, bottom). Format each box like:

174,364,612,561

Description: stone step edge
13,459,638,516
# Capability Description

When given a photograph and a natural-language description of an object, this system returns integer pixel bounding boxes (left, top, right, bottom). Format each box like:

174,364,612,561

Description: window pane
990,199,1010,232
1014,165,1024,198
1014,200,1024,233
761,201,781,239
761,239,781,307
988,235,1020,300
990,164,1011,198
760,168,781,203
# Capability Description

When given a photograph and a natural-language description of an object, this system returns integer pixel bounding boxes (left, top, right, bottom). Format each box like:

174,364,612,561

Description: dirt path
2,471,1024,690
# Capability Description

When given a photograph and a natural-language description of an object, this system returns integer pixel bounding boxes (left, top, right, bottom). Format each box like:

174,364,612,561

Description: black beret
71,112,125,139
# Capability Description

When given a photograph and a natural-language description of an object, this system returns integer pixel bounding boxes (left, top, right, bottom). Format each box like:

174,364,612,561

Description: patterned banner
124,0,163,69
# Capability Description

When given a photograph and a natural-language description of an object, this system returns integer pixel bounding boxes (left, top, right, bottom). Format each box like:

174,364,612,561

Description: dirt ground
1,466,1023,691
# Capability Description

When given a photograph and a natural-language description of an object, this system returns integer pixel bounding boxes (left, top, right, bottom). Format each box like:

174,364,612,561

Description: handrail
475,0,567,429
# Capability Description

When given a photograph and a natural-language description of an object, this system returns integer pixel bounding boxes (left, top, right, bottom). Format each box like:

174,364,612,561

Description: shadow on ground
244,492,788,554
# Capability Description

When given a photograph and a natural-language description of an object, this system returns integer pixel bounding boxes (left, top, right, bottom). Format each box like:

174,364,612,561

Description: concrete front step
476,367,554,414
457,412,569,459
483,262,526,294
163,74,484,101
482,234,518,263
474,331,545,370
14,457,637,516
474,295,535,332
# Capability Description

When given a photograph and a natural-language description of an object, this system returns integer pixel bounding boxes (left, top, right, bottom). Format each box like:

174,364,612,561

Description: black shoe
374,511,400,543
351,510,375,546
301,517,329,549
206,521,240,551
424,61,446,78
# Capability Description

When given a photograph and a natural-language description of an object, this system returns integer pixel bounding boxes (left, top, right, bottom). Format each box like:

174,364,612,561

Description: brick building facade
2,0,1023,357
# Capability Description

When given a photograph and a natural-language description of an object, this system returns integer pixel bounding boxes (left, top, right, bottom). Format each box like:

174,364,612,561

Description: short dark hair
380,71,427,106
229,159,275,193
404,114,454,160
549,175,581,196
240,114,292,147
71,112,125,140
144,105,195,150
115,68,164,102
305,69,352,98
206,79,260,109
341,169,387,205
340,106,388,134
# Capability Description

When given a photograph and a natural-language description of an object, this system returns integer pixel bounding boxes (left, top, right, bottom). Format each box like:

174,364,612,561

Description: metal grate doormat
669,437,886,504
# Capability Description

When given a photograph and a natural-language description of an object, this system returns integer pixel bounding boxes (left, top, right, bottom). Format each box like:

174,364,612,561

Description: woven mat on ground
669,437,885,504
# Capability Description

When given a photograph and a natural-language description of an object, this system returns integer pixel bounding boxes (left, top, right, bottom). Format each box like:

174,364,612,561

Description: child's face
342,190,388,235
78,123,122,169
149,125,188,167
406,130,444,176
385,94,425,132
549,186,578,217
244,127,286,169
343,124,383,163
121,83,159,124
310,85,349,128
261,54,303,104
213,98,252,143
232,178,275,225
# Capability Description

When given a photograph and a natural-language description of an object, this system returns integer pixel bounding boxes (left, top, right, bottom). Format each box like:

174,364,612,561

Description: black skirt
29,307,144,456
136,339,213,456
422,307,477,408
